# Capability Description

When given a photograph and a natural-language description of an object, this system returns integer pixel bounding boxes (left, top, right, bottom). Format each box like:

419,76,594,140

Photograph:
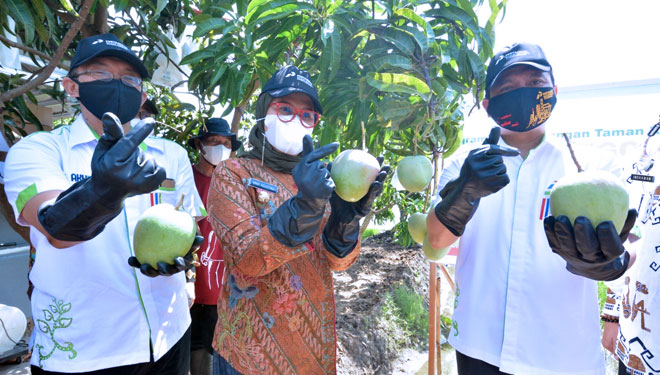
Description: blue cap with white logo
68,33,150,78
261,66,322,114
485,43,553,98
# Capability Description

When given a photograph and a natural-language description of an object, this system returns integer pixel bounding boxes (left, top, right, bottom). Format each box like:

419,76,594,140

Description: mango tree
185,0,506,243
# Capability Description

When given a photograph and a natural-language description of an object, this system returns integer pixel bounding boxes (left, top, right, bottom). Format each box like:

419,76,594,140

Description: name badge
243,178,278,193
630,174,655,183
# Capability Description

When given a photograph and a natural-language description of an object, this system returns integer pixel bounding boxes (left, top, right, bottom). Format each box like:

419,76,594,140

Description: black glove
38,113,166,241
433,127,519,236
323,157,389,258
268,135,338,247
128,235,204,277
543,209,637,281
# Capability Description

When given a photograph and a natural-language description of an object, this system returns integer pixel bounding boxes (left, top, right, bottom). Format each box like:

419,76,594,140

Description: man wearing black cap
425,43,628,374
187,117,241,375
205,66,388,375
4,33,204,374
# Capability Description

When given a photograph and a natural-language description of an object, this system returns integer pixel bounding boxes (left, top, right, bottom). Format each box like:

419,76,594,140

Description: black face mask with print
486,86,557,132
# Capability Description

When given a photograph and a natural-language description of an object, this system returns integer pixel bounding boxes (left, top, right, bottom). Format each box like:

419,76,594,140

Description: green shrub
393,285,429,341
361,227,381,239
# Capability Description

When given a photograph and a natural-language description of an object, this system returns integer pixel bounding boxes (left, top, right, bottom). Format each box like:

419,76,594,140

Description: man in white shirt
4,33,204,374
427,43,618,374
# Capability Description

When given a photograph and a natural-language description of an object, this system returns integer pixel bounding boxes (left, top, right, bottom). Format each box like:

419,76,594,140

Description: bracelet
600,314,619,323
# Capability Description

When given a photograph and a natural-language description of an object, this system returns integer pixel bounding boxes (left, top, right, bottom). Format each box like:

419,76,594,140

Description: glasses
137,110,153,120
71,70,142,90
269,102,321,128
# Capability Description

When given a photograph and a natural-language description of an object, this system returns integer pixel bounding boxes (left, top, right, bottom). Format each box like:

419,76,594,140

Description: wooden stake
439,263,455,292
429,263,437,375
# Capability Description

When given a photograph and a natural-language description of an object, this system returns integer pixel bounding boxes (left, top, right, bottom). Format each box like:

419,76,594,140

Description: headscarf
237,93,303,174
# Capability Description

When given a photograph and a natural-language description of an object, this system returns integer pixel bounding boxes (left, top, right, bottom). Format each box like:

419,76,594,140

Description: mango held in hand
397,155,433,192
422,234,450,261
133,203,196,266
331,149,381,202
407,212,428,244
550,170,629,233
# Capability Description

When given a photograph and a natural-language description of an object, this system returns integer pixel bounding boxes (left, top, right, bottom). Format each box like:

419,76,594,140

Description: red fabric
193,166,225,305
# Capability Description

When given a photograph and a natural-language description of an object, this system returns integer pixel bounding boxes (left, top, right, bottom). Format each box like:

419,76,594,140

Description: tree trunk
93,5,109,35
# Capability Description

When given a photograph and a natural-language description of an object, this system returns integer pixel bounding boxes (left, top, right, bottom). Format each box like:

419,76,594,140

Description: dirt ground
333,231,438,375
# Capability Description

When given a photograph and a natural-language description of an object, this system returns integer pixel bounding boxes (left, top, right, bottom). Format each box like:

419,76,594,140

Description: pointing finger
483,126,501,145
301,134,314,157
488,145,520,157
112,118,155,160
305,142,339,163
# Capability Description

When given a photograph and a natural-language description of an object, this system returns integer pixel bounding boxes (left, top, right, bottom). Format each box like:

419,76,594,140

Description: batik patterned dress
207,157,359,375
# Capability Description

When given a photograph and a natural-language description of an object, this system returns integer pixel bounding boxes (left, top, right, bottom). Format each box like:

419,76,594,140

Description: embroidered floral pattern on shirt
35,298,77,367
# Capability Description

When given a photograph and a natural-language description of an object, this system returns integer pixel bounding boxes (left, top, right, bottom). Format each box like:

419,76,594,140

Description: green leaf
29,0,46,21
246,0,297,25
179,49,218,65
114,0,129,12
6,0,35,42
369,55,412,71
380,27,416,56
366,72,430,99
155,0,167,16
326,27,341,81
58,0,76,15
394,8,427,30
321,18,334,45
206,65,227,94
193,18,227,38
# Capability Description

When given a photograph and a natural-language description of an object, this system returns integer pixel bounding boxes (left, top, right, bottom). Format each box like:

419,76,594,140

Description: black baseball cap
188,117,242,151
68,33,150,79
261,66,322,114
142,98,159,117
485,43,553,98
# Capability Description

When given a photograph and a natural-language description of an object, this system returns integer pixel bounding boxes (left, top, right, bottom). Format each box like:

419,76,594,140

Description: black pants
190,303,218,354
32,326,191,375
456,351,513,375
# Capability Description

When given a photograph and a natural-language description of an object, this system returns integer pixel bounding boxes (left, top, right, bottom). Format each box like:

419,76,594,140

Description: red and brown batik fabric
207,157,360,375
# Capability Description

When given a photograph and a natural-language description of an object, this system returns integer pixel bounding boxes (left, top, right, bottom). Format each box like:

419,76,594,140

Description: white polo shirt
4,115,204,372
435,131,611,375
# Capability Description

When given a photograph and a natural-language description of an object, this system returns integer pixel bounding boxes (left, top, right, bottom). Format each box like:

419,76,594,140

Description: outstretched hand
327,156,390,218
128,235,204,277
543,209,637,281
291,135,338,201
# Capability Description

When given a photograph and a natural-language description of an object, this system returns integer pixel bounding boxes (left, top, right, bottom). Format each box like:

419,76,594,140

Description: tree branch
0,35,69,70
93,5,109,35
0,0,94,106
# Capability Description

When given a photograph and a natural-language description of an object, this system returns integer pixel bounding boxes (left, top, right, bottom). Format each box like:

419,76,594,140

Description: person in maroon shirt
188,118,242,375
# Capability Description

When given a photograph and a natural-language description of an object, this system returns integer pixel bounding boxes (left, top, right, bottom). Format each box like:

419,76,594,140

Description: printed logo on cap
496,50,531,65
296,74,312,88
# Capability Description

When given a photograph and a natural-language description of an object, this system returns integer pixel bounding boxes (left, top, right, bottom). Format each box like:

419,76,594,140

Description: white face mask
202,144,232,165
264,114,314,156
